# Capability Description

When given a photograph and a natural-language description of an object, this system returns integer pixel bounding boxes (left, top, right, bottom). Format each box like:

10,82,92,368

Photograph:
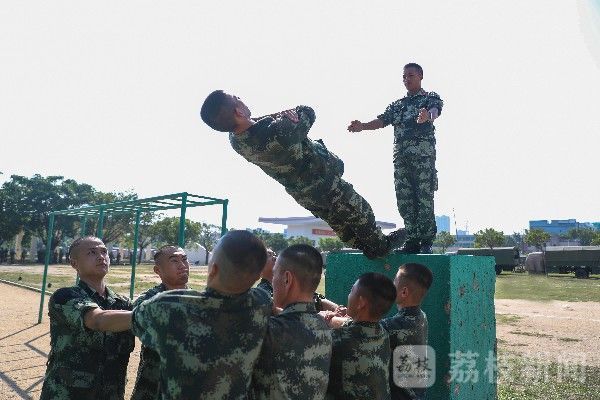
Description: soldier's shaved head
208,230,267,293
355,272,397,319
404,62,423,77
69,236,104,259
200,90,238,132
276,244,323,294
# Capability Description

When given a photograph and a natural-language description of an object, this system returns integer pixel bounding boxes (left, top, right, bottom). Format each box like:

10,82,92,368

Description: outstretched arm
348,118,384,132
84,308,132,332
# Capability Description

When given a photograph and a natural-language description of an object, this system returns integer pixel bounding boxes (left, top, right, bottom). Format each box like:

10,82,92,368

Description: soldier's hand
416,108,430,124
280,110,299,123
347,120,363,132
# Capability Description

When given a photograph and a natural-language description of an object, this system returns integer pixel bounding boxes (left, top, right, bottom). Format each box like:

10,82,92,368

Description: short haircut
398,263,433,291
69,236,104,259
356,272,397,319
404,62,423,77
200,90,237,132
277,244,323,294
211,230,267,291
154,245,183,263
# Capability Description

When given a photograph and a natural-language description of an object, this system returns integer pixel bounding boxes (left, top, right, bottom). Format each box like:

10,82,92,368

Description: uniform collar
78,279,116,303
397,305,422,315
281,301,317,315
347,320,383,331
406,88,427,97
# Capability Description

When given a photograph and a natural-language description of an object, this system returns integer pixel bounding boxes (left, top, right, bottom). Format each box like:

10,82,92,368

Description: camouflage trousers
130,346,160,400
393,147,437,247
289,176,389,257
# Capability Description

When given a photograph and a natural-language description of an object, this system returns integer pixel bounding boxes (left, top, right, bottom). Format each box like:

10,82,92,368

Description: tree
433,231,455,253
591,233,600,246
0,188,22,247
251,229,289,253
1,174,96,252
562,227,598,246
318,237,344,252
288,236,314,246
504,232,524,251
148,217,202,249
197,223,221,264
473,228,505,249
86,191,140,244
523,228,551,251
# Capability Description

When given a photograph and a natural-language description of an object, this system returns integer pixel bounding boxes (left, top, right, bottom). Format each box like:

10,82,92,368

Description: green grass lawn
0,264,326,298
495,271,600,302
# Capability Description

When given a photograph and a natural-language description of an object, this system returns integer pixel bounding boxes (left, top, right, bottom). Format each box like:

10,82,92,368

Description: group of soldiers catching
41,232,432,400
41,61,441,399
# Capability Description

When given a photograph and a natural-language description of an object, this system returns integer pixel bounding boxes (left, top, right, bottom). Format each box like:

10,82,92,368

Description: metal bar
96,208,105,238
130,209,141,299
178,193,188,247
38,214,55,324
81,217,88,237
221,199,228,236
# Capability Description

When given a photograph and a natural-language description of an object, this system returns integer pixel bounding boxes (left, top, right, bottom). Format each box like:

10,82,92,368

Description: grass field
495,271,600,302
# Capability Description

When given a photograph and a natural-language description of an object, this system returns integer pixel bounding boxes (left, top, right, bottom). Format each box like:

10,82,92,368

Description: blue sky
1,1,599,234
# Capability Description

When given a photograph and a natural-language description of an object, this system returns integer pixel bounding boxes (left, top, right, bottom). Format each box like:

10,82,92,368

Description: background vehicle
456,247,520,275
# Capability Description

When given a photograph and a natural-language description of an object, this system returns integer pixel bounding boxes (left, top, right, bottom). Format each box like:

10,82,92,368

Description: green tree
591,233,600,246
504,232,524,251
85,191,140,244
148,217,202,249
474,228,505,249
433,231,455,253
562,227,598,246
318,237,344,252
197,223,221,264
251,229,289,253
523,228,551,251
1,174,96,252
288,236,314,246
0,188,22,247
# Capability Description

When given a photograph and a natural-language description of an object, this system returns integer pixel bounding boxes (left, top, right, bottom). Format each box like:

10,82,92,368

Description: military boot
386,228,407,251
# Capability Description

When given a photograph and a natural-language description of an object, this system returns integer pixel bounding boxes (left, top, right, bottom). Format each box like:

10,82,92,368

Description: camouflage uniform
130,283,167,400
327,320,391,400
40,280,135,400
256,278,326,311
378,90,444,249
251,302,332,400
131,287,271,400
230,106,389,258
380,306,428,400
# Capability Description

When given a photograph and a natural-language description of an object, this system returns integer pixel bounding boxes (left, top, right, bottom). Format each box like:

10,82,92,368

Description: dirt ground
1,282,599,399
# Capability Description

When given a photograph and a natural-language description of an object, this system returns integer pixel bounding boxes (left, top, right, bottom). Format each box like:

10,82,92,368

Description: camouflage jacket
256,278,327,312
131,287,272,400
229,106,344,197
381,306,428,400
40,280,135,400
130,283,167,400
251,302,333,400
327,320,391,400
378,89,443,152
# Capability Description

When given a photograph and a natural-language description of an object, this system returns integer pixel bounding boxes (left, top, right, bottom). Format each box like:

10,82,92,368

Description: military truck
544,246,600,278
456,247,520,275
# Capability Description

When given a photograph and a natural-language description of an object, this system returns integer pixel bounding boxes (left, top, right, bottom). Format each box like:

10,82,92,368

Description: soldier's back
132,287,272,400
251,302,332,400
327,320,391,400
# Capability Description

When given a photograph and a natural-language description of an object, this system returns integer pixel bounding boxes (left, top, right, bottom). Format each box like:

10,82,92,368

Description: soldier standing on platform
348,63,443,254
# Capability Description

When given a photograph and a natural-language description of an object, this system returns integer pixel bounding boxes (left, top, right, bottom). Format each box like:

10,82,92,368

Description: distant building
454,234,476,248
258,216,396,246
529,219,579,236
435,215,451,233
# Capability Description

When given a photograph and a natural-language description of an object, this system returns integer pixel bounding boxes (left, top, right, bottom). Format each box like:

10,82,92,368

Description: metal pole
81,217,88,237
96,208,105,238
38,213,55,324
221,199,228,236
130,209,141,299
178,193,188,247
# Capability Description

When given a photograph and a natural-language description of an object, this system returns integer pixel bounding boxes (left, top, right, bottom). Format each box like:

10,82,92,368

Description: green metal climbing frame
37,192,228,323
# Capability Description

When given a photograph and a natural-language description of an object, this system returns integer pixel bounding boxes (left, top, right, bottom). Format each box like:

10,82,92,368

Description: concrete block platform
325,252,497,400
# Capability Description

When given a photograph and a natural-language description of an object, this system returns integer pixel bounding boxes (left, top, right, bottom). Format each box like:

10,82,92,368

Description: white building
258,216,396,246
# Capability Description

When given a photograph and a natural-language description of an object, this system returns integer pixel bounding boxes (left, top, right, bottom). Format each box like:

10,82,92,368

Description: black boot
386,228,407,251
396,240,420,254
